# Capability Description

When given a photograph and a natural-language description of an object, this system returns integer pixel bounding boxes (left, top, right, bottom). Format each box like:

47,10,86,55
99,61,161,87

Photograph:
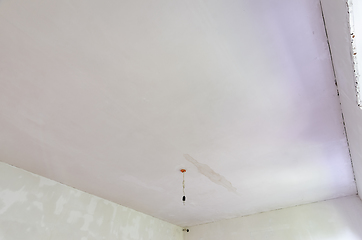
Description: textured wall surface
185,196,362,240
0,162,183,240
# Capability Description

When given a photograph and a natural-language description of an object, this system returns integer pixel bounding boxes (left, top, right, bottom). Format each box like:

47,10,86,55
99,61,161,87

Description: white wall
0,162,183,240
320,0,362,197
185,196,362,240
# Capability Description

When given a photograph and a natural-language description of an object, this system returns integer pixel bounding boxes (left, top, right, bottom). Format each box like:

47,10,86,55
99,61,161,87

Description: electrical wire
182,170,186,205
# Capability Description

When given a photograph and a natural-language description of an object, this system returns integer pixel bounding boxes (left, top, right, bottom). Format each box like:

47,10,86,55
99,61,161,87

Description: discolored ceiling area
0,0,357,226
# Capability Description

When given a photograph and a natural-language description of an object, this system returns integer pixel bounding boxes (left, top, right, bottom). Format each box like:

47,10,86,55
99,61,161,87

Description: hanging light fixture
180,169,186,205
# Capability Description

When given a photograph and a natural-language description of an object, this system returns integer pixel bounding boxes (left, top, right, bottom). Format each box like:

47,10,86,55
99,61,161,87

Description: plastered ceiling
0,0,357,226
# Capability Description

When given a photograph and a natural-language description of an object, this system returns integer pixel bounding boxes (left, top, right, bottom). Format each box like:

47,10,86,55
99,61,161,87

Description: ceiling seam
187,194,358,228
319,0,358,195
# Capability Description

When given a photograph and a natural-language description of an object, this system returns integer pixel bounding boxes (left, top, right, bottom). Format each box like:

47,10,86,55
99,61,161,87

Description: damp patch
184,154,238,194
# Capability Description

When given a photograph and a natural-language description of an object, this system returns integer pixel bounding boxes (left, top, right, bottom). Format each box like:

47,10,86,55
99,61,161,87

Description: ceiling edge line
319,0,358,196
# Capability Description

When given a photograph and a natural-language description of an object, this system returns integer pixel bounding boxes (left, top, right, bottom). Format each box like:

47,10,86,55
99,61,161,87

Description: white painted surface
0,0,356,226
0,162,183,240
320,0,362,198
348,0,362,105
185,196,362,240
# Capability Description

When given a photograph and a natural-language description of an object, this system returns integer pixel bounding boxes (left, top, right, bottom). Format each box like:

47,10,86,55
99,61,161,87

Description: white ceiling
0,0,357,226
